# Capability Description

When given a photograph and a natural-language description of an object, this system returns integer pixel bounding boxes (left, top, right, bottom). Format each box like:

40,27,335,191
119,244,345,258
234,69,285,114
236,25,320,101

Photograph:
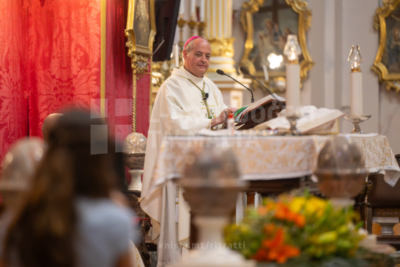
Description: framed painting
372,0,400,92
239,0,313,92
125,0,156,73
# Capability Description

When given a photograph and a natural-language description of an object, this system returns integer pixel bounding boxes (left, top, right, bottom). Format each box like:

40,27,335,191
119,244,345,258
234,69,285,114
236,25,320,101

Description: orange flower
263,223,276,235
268,228,285,248
258,206,268,216
266,202,276,211
273,203,306,228
274,204,291,220
294,214,305,228
253,228,300,264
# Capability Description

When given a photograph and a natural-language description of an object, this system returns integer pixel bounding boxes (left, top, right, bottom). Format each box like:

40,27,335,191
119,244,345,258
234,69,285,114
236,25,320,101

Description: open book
234,94,286,130
253,106,344,134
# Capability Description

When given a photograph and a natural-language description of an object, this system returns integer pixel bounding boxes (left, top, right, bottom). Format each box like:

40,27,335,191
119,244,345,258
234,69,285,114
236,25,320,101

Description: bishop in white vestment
141,37,236,267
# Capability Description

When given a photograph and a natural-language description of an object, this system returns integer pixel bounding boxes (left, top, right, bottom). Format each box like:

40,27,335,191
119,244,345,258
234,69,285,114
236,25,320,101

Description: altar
150,134,400,190
147,133,400,252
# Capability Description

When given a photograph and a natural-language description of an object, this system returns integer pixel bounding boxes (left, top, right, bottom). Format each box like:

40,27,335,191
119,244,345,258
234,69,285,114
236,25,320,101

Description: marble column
204,0,251,108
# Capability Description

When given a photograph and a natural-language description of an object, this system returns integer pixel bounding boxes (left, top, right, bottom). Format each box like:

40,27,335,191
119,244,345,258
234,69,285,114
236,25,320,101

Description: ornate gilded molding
372,0,400,93
239,0,314,91
372,208,400,217
125,0,156,56
132,54,150,78
208,38,235,58
125,0,156,132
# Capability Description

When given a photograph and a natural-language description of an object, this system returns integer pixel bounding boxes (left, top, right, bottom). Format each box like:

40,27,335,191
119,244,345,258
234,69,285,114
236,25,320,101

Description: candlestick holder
197,21,206,37
177,17,186,51
344,114,371,134
279,110,302,136
188,20,198,37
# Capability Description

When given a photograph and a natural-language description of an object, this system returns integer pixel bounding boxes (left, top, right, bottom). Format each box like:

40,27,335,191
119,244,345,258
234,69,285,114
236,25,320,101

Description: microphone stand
239,66,285,112
239,66,280,102
216,70,254,103
239,67,300,134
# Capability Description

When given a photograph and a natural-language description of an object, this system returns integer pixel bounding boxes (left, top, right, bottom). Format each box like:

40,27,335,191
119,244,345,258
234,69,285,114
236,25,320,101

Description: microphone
216,69,254,103
239,66,281,103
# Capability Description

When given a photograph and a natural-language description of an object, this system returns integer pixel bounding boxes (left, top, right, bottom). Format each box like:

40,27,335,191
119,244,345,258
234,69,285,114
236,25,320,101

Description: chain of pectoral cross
177,74,214,119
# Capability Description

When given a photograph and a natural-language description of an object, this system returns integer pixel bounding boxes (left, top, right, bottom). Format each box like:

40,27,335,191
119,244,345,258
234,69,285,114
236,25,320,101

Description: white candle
350,72,363,116
200,0,205,22
286,63,300,114
190,0,196,21
262,65,269,81
179,1,184,16
174,44,179,67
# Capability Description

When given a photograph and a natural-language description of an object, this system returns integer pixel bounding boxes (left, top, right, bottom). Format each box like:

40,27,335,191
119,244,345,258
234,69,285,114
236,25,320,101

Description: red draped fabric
28,0,101,137
0,0,150,170
106,0,149,140
0,0,28,169
106,0,133,142
136,65,150,137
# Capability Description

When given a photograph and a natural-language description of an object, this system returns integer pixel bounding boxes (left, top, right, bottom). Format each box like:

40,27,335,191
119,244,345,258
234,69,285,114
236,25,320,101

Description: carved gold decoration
208,38,235,58
239,0,314,91
125,0,156,132
125,0,156,56
372,0,400,93
198,22,206,37
188,20,198,37
372,208,400,217
132,54,151,78
177,17,187,54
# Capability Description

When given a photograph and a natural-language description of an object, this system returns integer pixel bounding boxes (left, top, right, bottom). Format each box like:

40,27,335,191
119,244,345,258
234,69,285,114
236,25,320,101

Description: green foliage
224,192,391,266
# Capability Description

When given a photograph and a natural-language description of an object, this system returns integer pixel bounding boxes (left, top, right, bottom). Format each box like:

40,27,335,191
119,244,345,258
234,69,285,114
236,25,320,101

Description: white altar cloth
147,133,400,266
150,134,400,191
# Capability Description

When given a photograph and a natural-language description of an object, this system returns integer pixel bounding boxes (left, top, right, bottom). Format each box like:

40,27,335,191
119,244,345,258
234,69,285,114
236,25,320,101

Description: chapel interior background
154,0,400,156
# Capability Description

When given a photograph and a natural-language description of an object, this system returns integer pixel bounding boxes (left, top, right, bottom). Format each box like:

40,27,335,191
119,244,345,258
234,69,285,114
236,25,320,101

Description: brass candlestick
177,17,186,65
177,17,186,51
188,20,198,37
197,21,206,37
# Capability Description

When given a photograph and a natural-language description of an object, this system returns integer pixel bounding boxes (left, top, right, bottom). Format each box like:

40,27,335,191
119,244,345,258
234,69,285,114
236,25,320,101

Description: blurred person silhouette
42,113,128,193
0,138,45,254
42,113,63,143
2,110,136,267
0,138,44,212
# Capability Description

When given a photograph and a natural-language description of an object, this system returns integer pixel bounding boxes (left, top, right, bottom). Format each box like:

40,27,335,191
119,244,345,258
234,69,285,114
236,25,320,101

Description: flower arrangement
225,192,393,267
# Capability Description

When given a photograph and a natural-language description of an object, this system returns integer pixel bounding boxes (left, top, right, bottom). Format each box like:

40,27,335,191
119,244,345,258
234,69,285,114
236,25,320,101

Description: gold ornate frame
125,0,156,132
372,0,400,93
239,0,313,90
125,0,156,55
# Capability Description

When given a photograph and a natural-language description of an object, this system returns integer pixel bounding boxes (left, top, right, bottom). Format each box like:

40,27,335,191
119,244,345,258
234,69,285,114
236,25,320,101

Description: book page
253,106,344,134
245,93,285,113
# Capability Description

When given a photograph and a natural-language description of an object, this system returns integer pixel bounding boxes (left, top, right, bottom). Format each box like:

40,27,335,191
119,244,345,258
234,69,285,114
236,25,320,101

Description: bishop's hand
211,107,237,128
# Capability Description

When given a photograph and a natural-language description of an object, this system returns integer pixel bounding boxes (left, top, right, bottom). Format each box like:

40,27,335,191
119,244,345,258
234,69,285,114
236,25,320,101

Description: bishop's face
183,39,211,78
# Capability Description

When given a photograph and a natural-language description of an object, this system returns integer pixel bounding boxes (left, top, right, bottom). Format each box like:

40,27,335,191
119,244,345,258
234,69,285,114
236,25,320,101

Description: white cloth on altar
140,66,227,267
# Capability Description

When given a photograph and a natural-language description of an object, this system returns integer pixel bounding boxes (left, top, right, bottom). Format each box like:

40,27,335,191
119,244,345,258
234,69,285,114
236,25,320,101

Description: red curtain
0,0,28,168
136,65,150,137
28,0,101,137
0,0,150,169
106,0,133,142
106,0,149,140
